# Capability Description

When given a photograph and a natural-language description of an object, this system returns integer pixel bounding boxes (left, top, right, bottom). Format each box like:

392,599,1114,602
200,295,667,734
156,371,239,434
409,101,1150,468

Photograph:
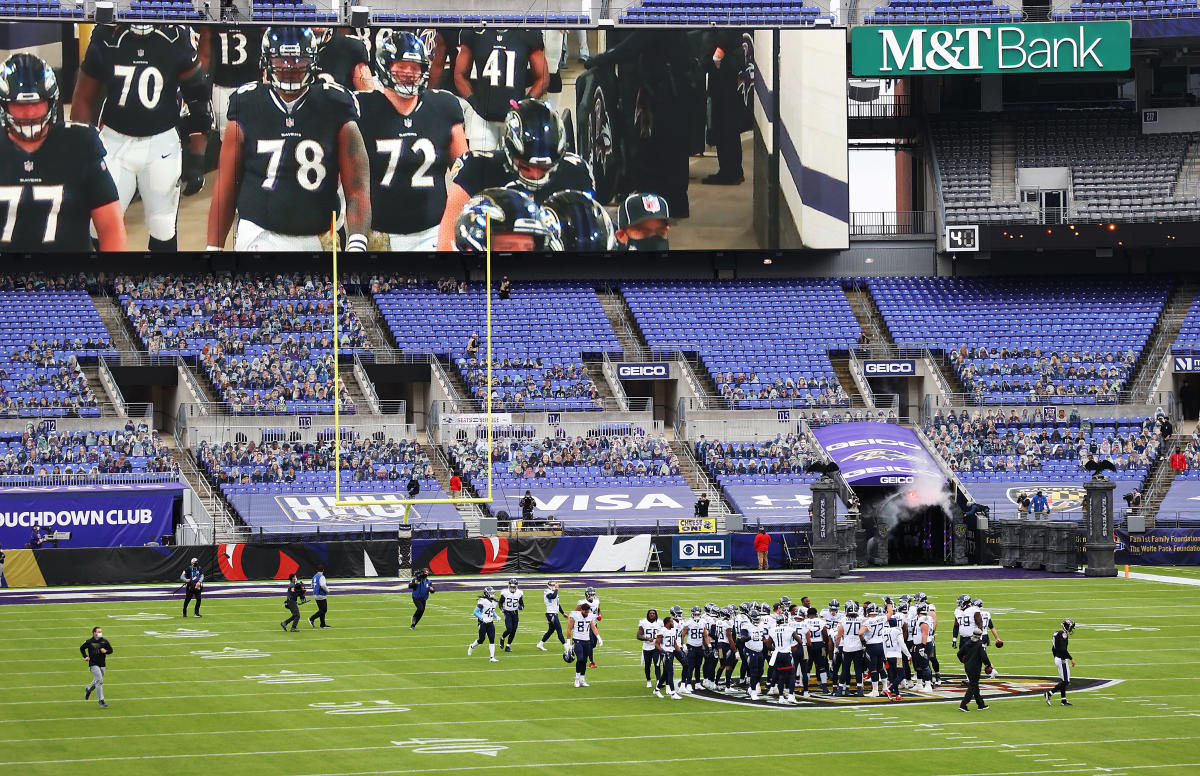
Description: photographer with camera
409,567,435,630
1122,488,1142,512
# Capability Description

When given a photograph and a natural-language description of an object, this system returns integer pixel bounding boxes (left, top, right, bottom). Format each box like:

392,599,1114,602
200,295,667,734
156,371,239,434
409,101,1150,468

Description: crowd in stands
0,345,100,417
0,273,105,291
948,347,1136,402
695,433,820,481
451,431,682,483
197,436,433,486
459,358,602,410
116,274,364,414
716,371,849,406
923,408,1163,479
0,424,177,480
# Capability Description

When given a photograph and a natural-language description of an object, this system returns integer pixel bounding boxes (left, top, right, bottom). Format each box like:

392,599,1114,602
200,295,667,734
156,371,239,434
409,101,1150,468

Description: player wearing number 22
72,24,211,252
0,54,126,252
207,27,371,253
357,32,467,252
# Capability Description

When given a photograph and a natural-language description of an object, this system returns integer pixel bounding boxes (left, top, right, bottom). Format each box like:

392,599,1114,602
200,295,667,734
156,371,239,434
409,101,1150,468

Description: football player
655,614,683,699
822,599,843,688
799,607,829,696
837,600,866,697
542,189,616,252
206,27,371,252
498,577,524,652
701,603,721,690
568,601,599,688
733,601,752,687
740,605,766,700
861,601,889,697
766,609,800,704
198,25,264,141
915,591,941,684
896,598,915,688
453,28,548,150
636,608,663,693
716,606,739,692
912,602,935,691
882,613,910,701
467,585,500,663
453,187,560,253
313,27,373,91
577,586,602,668
71,23,210,251
0,53,126,253
536,579,565,651
1046,618,1076,707
358,32,467,251
680,606,708,694
975,597,1001,679
436,99,593,250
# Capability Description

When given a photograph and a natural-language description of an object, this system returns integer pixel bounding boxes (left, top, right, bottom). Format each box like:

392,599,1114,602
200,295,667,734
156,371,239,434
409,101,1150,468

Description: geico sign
851,22,1130,75
617,363,669,379
864,360,916,375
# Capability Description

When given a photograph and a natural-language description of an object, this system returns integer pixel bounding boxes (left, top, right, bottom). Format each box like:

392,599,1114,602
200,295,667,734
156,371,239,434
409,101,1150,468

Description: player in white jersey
536,580,566,651
798,608,830,696
715,606,739,692
882,615,910,700
976,597,1002,678
701,603,721,690
911,602,935,691
680,606,709,693
498,578,525,652
637,608,663,693
837,601,867,697
655,615,683,699
823,599,844,686
915,592,941,684
739,608,766,700
954,594,988,712
567,602,599,687
467,586,500,662
861,602,889,697
577,586,601,668
766,611,801,704
734,601,753,687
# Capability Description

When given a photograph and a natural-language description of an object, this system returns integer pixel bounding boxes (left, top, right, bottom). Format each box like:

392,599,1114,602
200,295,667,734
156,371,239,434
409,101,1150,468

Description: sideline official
181,557,204,617
309,565,330,628
409,567,435,630
80,626,113,708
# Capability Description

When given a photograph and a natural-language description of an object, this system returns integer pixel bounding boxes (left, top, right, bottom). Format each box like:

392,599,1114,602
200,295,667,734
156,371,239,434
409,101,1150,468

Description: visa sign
617,362,670,379
851,22,1130,76
864,360,916,376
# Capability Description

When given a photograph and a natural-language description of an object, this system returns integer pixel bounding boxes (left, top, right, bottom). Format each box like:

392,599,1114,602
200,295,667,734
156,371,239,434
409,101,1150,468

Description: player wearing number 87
357,32,468,252
0,54,125,253
206,27,371,253
71,24,210,252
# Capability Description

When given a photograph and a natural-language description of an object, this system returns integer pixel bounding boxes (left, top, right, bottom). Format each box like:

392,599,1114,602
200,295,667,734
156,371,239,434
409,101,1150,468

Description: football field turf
2,567,1198,776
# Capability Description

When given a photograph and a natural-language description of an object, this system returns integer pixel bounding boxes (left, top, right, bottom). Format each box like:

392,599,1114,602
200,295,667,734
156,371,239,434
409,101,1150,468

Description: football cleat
537,642,547,651
1044,690,1052,705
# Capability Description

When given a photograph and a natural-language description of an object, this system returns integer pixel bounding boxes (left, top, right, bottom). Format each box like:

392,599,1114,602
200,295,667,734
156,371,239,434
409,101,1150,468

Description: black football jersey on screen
458,28,543,121
450,150,593,204
228,81,359,235
357,89,464,234
81,25,200,137
316,33,370,90
0,123,119,252
210,26,264,88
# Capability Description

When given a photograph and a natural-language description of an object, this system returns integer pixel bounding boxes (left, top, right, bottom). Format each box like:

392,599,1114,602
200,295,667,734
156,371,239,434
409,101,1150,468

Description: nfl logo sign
642,195,660,213
24,160,34,172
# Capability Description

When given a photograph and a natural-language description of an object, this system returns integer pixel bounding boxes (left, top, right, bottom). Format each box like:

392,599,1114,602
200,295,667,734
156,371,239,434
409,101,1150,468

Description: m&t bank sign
852,22,1131,75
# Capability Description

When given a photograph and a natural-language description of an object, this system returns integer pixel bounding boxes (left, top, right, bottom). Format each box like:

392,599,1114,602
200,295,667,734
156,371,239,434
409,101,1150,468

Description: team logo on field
688,674,1118,708
1005,486,1087,511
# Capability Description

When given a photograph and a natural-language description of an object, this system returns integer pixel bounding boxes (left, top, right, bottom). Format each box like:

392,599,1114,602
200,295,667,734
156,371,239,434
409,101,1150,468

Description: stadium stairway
596,287,650,355
1174,141,1200,199
78,364,122,417
585,362,616,401
90,291,143,353
428,444,483,534
669,438,736,522
829,356,867,407
163,435,247,543
183,362,223,405
339,370,374,414
347,290,392,352
844,283,888,346
1130,280,1200,402
990,121,1018,202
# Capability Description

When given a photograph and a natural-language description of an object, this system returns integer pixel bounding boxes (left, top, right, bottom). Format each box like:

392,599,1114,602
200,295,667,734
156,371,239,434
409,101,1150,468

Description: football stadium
1,4,1200,775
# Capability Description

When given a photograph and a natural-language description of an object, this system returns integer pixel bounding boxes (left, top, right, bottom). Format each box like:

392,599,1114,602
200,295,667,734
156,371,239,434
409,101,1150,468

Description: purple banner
0,483,180,548
812,422,944,487
1116,529,1200,566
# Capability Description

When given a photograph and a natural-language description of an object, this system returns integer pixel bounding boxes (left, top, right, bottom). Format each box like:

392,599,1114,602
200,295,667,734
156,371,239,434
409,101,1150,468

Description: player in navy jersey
454,28,548,151
71,23,211,251
357,31,467,251
0,53,125,253
312,27,374,91
206,27,371,253
437,99,593,250
198,25,264,140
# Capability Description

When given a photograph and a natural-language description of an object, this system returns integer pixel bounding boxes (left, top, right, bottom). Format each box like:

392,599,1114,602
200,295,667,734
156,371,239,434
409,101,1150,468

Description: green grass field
2,570,1199,776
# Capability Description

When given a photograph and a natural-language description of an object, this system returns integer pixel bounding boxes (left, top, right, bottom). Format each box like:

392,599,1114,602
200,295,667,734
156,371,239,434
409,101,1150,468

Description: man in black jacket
694,495,710,518
520,490,536,522
281,574,307,632
1046,618,1077,706
80,626,113,708
181,557,204,618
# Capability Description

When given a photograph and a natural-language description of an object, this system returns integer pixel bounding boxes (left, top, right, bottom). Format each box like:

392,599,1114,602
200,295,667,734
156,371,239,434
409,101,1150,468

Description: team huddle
0,25,649,254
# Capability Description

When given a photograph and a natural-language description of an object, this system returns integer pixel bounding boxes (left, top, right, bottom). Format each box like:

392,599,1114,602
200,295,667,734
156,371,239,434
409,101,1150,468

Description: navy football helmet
262,27,319,94
502,99,567,188
542,190,616,252
376,31,430,98
0,53,59,142
454,187,561,252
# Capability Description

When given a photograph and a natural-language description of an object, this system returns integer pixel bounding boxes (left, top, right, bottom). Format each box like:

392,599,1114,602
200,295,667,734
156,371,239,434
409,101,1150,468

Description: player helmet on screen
483,586,495,600
542,190,617,252
502,99,567,188
262,27,319,94
127,22,156,35
1062,618,1076,634
455,187,561,252
508,578,518,591
311,26,334,47
376,31,430,98
972,598,983,608
669,605,683,619
0,53,59,143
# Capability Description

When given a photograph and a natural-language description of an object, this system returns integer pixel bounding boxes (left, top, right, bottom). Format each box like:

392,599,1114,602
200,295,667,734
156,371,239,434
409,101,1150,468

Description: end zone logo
864,360,916,375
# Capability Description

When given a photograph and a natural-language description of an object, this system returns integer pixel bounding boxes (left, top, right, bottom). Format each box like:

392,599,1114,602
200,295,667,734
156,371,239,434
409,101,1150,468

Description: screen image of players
313,27,373,91
454,28,548,151
198,25,264,140
206,27,371,252
0,53,126,253
358,31,467,251
71,23,212,252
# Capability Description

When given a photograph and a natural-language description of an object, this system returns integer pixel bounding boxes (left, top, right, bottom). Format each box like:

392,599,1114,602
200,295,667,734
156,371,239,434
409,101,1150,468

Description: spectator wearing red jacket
1170,448,1188,472
753,528,771,570
449,474,463,499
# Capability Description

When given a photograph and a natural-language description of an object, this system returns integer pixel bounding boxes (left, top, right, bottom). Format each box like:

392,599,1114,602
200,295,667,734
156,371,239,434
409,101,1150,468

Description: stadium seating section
1172,294,1200,355
116,274,362,415
865,0,1020,24
868,277,1169,403
0,289,113,418
372,12,589,23
124,1,204,19
0,1,84,17
622,280,856,409
1054,0,1200,20
619,1,833,25
250,1,337,22
375,281,617,411
694,434,819,486
924,409,1163,482
0,425,178,482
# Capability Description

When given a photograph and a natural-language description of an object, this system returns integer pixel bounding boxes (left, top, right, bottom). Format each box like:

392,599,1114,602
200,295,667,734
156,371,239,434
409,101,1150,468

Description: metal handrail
352,353,383,414
95,354,129,417
849,211,935,237
0,472,179,486
600,352,631,412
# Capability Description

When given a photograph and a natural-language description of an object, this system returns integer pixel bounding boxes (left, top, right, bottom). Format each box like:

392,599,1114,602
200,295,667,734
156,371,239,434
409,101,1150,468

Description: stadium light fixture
330,212,496,523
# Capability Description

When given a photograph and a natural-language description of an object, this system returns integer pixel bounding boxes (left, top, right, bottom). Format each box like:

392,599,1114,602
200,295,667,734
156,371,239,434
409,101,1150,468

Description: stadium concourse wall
0,540,403,587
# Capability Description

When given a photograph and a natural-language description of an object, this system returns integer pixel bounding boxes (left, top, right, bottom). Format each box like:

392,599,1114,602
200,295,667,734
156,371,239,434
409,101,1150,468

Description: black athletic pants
184,586,202,616
309,598,327,626
411,597,427,628
959,640,986,709
282,600,300,629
